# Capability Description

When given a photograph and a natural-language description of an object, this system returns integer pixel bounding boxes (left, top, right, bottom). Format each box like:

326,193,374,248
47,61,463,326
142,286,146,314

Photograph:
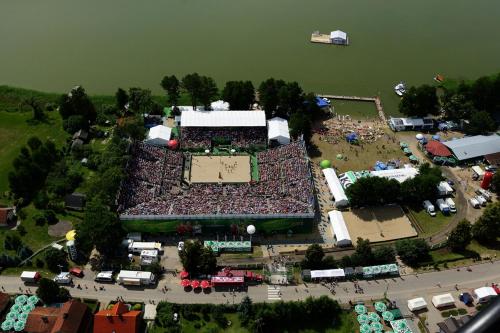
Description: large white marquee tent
180,110,266,128
145,125,172,146
328,210,352,247
267,117,291,145
322,168,349,207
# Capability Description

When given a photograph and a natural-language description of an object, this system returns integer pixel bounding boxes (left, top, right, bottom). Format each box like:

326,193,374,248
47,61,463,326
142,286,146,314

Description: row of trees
59,86,96,133
346,163,442,207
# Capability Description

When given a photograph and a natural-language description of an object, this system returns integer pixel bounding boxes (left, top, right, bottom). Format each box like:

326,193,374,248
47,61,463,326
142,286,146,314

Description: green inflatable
320,160,332,169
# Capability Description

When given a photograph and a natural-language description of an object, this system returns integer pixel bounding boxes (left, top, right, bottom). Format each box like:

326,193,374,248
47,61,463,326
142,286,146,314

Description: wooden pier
317,94,387,122
310,33,332,44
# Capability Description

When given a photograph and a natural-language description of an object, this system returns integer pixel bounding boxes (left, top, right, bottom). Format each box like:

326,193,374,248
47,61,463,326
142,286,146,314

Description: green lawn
331,99,378,120
219,246,263,260
409,208,452,237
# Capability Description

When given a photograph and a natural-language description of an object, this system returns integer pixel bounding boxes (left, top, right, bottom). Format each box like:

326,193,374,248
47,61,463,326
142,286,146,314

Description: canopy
66,230,76,241
368,312,380,322
409,155,418,162
322,168,349,207
6,312,18,321
167,139,179,150
145,125,172,146
320,160,332,169
268,117,291,145
371,322,384,331
310,268,345,279
474,287,497,302
415,133,424,140
180,271,189,279
374,302,387,312
355,304,367,314
403,148,412,154
407,297,427,311
382,311,394,321
21,304,35,313
1,320,14,331
15,295,28,305
399,142,408,148
360,323,372,333
11,304,21,313
328,210,352,247
432,134,440,140
27,295,39,305
390,319,411,333
18,312,29,321
346,132,358,143
425,140,452,157
191,280,200,289
358,314,370,324
200,280,210,289
14,320,25,332
315,97,330,108
432,293,455,308
336,154,343,160
181,279,191,287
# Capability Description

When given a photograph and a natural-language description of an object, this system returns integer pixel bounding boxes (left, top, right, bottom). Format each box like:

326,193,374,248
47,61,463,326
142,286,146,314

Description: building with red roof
0,207,15,226
425,140,452,157
93,302,142,333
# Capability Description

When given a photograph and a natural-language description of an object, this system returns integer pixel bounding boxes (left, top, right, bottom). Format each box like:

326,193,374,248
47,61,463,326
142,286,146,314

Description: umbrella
399,142,408,148
372,266,382,275
403,148,412,154
6,312,18,320
360,323,372,333
191,280,200,289
355,304,367,314
27,295,39,305
371,322,384,331
368,312,381,322
415,133,424,140
15,295,28,305
357,314,370,324
10,304,21,313
432,134,440,141
18,312,29,321
374,302,387,312
200,280,210,289
1,320,14,331
336,154,343,160
66,229,76,241
180,270,189,279
22,304,35,313
409,155,418,161
181,279,191,287
382,311,394,322
14,320,25,332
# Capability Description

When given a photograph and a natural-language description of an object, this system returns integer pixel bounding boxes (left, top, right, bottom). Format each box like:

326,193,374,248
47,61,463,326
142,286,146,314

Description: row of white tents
322,168,349,207
407,287,497,311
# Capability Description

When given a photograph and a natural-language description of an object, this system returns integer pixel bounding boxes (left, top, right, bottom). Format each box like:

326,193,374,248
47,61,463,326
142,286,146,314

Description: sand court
343,205,417,243
190,155,251,183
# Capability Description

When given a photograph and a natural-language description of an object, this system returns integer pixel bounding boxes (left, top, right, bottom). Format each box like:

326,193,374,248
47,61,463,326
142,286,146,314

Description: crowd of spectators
119,141,315,217
180,127,267,149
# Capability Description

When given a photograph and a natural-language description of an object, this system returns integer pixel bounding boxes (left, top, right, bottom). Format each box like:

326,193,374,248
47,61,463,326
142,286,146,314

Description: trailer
444,198,457,213
20,271,41,283
211,276,245,288
437,181,454,196
436,199,450,214
117,270,155,286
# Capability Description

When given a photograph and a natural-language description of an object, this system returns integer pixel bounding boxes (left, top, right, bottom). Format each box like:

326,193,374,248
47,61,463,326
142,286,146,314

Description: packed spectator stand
180,127,267,149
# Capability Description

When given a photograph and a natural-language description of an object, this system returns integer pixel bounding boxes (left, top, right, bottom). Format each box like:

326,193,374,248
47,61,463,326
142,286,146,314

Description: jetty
317,94,387,122
311,30,349,45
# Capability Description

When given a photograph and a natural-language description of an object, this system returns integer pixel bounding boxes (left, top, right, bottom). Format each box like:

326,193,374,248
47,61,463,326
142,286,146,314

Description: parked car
423,200,436,217
459,292,474,306
69,267,84,278
476,189,492,201
469,198,480,208
485,165,498,172
475,195,487,206
178,241,185,252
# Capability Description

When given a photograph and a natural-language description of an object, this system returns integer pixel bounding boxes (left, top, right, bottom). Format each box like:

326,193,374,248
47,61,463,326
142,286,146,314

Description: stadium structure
118,110,316,234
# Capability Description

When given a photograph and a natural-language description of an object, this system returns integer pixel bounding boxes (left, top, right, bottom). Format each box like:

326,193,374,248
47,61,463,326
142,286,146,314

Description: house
388,117,434,131
144,125,172,146
93,302,142,333
0,207,15,226
437,315,472,333
65,193,86,211
267,117,291,146
330,30,348,45
24,299,92,333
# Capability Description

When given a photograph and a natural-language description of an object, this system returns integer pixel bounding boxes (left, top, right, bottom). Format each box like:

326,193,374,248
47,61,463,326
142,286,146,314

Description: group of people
120,141,315,217
180,127,267,149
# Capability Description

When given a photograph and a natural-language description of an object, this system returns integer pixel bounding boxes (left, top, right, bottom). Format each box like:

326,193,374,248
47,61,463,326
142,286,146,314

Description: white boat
394,82,406,96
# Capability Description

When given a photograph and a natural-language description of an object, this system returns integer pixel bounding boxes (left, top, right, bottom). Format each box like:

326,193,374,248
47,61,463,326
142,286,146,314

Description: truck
54,272,72,285
422,200,436,216
20,271,41,283
444,198,457,213
469,197,480,208
476,189,492,201
95,271,114,282
436,199,450,214
117,270,155,286
475,195,487,206
437,181,454,196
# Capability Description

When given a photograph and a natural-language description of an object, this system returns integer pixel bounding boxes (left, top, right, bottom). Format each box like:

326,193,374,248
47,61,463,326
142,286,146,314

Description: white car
469,198,480,208
475,195,487,206
177,241,185,252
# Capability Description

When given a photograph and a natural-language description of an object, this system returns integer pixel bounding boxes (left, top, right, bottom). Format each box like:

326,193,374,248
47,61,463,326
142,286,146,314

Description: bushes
4,234,22,250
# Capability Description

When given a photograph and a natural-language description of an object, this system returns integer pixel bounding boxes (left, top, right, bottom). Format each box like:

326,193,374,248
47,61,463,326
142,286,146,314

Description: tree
276,81,304,117
472,202,500,243
373,245,395,264
58,86,96,128
491,172,500,194
24,97,45,121
303,244,324,269
400,163,442,204
36,278,70,304
161,75,181,106
147,262,164,277
447,220,472,251
289,112,312,143
399,85,439,117
44,247,68,272
354,238,374,266
396,239,430,267
258,78,285,118
179,240,217,275
76,198,124,256
199,76,218,109
182,73,203,109
238,296,253,326
63,115,87,133
464,110,496,135
346,177,401,207
222,81,255,110
4,234,22,251
127,88,153,114
115,88,129,111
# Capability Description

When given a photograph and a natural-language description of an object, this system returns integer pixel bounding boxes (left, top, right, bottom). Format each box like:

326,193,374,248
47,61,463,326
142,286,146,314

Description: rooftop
180,110,266,127
443,135,500,161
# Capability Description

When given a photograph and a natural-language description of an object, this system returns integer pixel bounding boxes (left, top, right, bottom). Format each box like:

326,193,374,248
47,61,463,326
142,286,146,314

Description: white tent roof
407,297,427,311
268,117,290,140
443,135,500,161
328,210,351,245
118,270,154,280
474,287,497,300
211,100,230,111
432,293,455,307
330,30,347,40
371,167,419,183
147,125,171,141
322,168,349,207
181,110,266,127
311,269,345,279
472,165,485,176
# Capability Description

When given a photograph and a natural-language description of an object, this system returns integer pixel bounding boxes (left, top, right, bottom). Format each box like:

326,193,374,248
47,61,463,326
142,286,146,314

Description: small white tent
330,30,348,45
432,293,455,308
267,117,291,145
322,168,349,207
328,210,352,247
311,269,345,279
210,100,230,111
407,297,427,311
145,125,171,146
474,287,497,303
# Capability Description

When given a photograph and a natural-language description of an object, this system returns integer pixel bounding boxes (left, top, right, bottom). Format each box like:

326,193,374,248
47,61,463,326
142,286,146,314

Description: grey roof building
443,135,500,161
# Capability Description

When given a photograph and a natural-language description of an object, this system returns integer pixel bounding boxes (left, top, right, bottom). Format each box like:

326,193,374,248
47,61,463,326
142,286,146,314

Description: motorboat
394,82,406,96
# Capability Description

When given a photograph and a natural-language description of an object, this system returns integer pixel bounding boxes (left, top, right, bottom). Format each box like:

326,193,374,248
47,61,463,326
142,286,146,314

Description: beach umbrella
22,304,35,313
18,312,29,321
66,229,76,241
27,295,39,305
11,303,22,313
403,148,412,155
179,270,189,279
415,133,424,140
372,266,382,275
191,280,200,289
6,312,18,321
382,311,394,321
320,160,332,169
181,279,191,287
14,320,25,332
374,302,387,312
336,154,343,160
409,155,418,161
355,304,367,314
360,323,372,333
15,295,28,305
399,142,408,148
1,320,14,331
371,322,384,331
432,134,440,141
200,280,210,289
357,314,370,324
368,312,381,322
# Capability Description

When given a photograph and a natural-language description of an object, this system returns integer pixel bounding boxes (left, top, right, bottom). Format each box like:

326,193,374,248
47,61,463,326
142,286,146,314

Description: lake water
1,0,499,115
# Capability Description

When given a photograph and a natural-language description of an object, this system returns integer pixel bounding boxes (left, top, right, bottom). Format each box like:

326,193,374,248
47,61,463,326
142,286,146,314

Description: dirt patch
48,220,73,237
190,155,251,183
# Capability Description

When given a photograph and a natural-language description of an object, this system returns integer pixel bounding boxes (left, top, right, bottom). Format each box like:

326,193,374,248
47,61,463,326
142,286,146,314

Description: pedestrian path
267,285,282,301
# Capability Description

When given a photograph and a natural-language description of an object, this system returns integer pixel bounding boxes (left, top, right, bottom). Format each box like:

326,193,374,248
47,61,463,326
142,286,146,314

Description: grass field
409,208,452,237
331,99,379,120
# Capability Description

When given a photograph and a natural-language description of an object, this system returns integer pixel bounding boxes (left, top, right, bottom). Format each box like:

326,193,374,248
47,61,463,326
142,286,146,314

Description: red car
69,267,84,278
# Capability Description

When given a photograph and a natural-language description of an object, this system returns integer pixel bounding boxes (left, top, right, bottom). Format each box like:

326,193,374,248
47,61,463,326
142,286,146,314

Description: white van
476,189,492,201
422,200,436,216
54,272,72,285
95,271,114,282
444,198,456,213
475,195,487,206
469,198,480,208
436,199,450,214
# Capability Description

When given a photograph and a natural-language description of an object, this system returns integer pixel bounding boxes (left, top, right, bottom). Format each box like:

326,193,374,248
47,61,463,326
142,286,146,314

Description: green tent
363,266,373,277
372,266,382,275
399,142,408,148
15,295,28,305
14,319,25,332
22,304,35,313
374,302,387,312
403,148,412,155
6,312,18,321
11,304,22,313
320,160,332,169
18,312,29,321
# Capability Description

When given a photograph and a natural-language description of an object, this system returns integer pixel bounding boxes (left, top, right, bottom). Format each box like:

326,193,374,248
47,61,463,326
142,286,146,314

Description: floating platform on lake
311,30,349,45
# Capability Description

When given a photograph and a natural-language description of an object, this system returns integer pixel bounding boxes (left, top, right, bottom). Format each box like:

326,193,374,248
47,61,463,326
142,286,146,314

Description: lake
1,0,499,115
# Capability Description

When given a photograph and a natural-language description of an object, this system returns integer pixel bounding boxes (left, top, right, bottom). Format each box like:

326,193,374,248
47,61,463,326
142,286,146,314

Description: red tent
425,141,452,157
181,279,191,287
200,280,211,289
167,139,179,150
180,270,189,279
191,280,200,289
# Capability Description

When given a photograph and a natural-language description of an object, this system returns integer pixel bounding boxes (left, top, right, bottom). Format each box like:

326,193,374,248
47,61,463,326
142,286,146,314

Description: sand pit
190,155,251,183
343,205,417,243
